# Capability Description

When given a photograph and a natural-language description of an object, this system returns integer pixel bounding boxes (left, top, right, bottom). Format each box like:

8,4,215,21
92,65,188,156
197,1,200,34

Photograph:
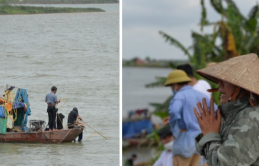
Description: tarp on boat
14,89,31,131
12,102,26,109
123,119,154,139
12,102,26,127
0,106,7,134
0,106,5,118
0,118,7,134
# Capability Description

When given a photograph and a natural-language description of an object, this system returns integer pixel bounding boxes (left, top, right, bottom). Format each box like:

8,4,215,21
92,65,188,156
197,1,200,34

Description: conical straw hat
197,53,259,95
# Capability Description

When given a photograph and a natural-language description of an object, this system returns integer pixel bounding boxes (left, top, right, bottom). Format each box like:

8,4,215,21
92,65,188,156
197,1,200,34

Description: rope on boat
52,98,108,141
56,98,68,109
83,121,108,140
86,132,97,140
56,98,68,129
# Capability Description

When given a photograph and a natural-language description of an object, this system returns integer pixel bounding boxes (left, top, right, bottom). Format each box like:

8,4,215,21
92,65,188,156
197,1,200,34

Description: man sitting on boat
45,86,60,131
67,107,84,142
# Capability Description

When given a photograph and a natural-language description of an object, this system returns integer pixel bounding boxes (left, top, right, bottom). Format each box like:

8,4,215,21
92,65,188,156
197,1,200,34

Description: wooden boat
0,85,84,143
123,109,156,147
0,128,83,143
123,138,157,148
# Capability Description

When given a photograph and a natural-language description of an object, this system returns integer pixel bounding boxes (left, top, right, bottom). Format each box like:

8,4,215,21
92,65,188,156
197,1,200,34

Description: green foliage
145,77,167,88
200,0,208,31
159,31,192,59
150,96,171,117
143,1,259,164
149,0,259,117
210,0,224,14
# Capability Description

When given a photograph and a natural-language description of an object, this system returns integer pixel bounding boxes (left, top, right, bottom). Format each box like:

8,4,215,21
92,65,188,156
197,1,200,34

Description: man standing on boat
45,86,60,131
67,107,83,142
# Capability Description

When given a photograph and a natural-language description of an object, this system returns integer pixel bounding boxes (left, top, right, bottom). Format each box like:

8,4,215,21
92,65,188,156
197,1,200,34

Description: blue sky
123,0,258,60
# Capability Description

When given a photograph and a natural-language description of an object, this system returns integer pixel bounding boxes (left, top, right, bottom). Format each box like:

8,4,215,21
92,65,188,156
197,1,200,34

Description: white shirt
193,80,211,99
154,150,173,166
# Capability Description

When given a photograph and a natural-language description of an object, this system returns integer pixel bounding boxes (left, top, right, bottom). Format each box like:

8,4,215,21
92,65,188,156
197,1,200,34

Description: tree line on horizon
0,0,118,4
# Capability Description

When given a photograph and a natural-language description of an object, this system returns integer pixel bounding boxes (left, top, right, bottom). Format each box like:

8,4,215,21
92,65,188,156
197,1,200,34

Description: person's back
67,107,83,142
164,70,214,166
193,80,211,99
177,64,212,99
172,86,209,132
169,85,210,157
45,86,60,131
45,92,57,104
67,110,78,125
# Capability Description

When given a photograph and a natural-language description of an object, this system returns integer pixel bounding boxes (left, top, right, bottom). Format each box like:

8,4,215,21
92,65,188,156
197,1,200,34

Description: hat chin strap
249,92,257,106
207,87,241,102
207,87,219,92
228,87,241,102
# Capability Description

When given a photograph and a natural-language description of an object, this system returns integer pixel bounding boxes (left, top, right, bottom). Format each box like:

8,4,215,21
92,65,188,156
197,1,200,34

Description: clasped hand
193,98,222,135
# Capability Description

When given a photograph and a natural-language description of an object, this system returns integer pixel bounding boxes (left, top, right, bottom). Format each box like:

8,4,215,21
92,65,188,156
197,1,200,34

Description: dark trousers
78,132,83,141
47,106,57,130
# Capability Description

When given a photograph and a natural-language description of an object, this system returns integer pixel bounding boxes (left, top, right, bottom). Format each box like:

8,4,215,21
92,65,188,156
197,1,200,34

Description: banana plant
148,0,259,117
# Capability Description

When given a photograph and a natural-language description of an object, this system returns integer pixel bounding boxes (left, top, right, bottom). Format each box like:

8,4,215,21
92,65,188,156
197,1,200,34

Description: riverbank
6,0,118,4
0,5,105,15
123,57,188,68
123,63,171,68
9,2,118,4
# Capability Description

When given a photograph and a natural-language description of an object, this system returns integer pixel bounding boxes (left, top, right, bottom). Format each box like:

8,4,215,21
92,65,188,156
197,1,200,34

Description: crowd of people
129,54,259,166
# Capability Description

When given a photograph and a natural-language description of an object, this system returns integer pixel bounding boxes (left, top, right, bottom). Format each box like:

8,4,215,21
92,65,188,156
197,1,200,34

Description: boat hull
0,128,83,143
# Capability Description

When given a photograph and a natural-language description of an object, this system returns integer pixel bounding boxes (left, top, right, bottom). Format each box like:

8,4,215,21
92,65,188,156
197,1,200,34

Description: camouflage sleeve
195,117,259,166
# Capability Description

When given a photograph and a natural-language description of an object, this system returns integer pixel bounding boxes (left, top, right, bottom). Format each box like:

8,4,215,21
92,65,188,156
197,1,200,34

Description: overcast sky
123,0,258,60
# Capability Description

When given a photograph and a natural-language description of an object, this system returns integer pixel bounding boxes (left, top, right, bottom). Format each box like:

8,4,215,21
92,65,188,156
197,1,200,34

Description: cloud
123,0,259,60
123,0,201,29
123,26,192,60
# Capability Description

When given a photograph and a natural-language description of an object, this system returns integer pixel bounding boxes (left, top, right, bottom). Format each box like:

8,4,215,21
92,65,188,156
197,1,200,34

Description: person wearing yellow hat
194,53,259,166
165,69,212,166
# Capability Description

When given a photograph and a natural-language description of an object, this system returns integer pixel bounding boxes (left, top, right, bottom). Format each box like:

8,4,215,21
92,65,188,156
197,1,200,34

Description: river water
122,67,172,164
123,67,172,118
0,4,119,166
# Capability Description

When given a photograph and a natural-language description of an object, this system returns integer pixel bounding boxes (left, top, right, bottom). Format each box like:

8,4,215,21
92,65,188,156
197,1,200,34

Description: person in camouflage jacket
193,54,259,166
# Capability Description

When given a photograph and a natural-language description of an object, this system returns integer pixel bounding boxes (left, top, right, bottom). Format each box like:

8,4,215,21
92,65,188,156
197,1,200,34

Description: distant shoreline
123,60,188,68
0,5,105,15
9,2,118,4
123,64,171,69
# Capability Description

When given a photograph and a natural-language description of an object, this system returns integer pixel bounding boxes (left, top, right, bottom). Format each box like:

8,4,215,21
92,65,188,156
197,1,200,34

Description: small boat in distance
0,85,84,143
123,109,156,147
